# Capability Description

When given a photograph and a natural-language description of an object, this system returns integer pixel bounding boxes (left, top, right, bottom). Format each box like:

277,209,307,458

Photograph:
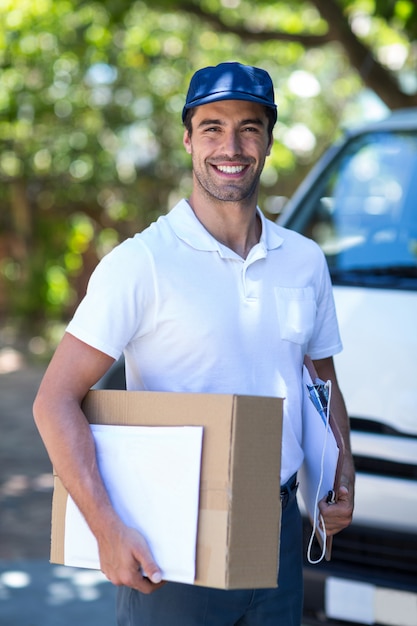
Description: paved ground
0,349,116,625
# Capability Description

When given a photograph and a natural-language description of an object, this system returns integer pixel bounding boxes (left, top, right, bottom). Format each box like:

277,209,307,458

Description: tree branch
176,0,332,47
310,0,417,108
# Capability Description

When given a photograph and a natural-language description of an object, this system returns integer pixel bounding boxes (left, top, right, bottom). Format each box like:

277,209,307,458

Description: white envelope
64,424,203,584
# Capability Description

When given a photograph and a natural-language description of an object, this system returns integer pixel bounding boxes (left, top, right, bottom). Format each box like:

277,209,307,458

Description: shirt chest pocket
275,287,317,345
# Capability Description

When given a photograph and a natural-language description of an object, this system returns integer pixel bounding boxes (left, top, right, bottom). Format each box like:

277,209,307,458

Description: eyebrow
197,117,266,129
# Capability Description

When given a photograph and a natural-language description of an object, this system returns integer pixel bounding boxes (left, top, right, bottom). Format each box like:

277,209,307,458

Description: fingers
99,526,164,594
132,534,164,588
129,572,166,595
102,555,164,594
318,484,354,536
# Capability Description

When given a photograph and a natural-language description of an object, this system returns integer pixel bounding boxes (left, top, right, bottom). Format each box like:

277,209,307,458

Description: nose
222,129,242,156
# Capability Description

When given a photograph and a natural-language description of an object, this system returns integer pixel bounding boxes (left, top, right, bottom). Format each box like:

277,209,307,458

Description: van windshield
293,130,417,288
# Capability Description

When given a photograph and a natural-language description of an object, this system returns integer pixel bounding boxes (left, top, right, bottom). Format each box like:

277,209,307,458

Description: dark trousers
117,478,303,626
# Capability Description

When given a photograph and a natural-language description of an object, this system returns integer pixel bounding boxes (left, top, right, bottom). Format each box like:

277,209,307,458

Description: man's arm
313,356,355,536
33,332,163,592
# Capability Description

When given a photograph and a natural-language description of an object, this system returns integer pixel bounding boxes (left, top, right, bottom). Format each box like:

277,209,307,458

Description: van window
293,131,417,287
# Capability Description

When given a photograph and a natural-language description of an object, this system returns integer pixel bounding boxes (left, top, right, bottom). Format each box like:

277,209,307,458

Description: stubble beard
193,160,261,204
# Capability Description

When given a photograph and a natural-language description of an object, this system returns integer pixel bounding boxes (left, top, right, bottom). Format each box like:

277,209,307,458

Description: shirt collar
167,199,284,257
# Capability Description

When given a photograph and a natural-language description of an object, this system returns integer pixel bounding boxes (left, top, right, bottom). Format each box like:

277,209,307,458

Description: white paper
64,424,203,584
299,365,339,545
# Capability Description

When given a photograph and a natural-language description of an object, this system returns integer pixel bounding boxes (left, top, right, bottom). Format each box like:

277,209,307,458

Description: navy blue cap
182,62,277,123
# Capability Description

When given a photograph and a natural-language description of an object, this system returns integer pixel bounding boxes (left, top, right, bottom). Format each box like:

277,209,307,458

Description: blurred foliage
0,0,416,343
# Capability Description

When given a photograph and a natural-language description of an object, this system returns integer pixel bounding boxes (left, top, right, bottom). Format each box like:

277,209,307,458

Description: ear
266,135,273,157
183,129,192,154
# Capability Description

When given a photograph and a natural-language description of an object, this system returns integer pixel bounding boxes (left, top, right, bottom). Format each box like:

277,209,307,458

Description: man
34,62,355,625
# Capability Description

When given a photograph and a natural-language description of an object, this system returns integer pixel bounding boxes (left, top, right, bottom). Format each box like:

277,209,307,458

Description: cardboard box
50,390,283,589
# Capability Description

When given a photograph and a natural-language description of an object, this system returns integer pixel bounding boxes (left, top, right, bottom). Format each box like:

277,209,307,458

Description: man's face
183,100,272,204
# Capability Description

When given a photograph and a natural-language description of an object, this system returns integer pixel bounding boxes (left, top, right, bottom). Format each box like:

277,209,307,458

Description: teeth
216,165,245,174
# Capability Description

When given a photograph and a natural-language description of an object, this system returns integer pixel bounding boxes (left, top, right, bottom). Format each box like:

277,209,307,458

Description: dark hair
183,106,276,140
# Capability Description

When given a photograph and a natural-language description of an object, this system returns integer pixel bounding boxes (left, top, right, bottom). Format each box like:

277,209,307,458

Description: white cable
306,378,332,564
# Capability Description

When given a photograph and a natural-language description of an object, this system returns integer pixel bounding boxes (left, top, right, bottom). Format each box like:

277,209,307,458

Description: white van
277,109,417,626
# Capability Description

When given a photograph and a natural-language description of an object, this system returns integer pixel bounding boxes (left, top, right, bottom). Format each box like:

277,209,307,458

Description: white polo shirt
67,199,342,482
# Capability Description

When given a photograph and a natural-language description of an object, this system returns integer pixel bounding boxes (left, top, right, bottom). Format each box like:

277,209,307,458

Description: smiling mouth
215,164,247,174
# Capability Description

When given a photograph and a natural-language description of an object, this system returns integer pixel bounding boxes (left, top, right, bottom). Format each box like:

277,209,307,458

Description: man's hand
98,522,165,594
318,479,354,536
